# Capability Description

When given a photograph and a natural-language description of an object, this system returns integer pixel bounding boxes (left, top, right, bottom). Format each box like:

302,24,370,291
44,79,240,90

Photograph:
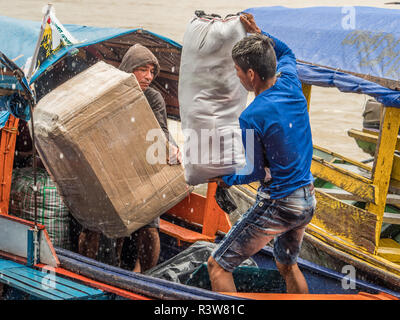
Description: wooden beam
366,107,400,249
302,83,312,112
383,212,400,225
377,239,400,263
348,128,400,153
316,187,400,204
311,155,376,203
310,190,377,254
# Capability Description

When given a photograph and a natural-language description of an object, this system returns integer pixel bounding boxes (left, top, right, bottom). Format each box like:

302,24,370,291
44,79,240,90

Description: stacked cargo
33,61,190,238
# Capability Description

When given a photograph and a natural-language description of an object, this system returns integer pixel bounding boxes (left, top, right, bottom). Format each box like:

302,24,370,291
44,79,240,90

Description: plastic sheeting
179,14,247,185
0,15,182,127
0,15,180,78
145,241,257,284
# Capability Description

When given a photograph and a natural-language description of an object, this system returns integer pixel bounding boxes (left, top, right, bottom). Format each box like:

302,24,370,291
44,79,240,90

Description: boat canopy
245,6,400,107
0,15,182,128
2,7,400,130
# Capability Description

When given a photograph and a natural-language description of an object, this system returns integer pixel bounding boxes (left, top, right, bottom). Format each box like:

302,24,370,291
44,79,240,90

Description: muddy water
1,0,397,161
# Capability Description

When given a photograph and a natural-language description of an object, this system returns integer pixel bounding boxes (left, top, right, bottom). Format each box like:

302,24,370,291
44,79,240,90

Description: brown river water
1,0,398,161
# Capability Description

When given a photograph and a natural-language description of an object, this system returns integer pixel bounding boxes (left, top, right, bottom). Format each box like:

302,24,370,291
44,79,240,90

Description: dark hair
232,33,276,81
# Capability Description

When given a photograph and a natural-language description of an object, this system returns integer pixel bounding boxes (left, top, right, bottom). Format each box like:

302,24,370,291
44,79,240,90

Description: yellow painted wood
302,83,312,112
366,107,400,250
348,129,400,182
391,154,400,181
310,190,377,254
377,239,400,263
348,128,400,152
311,155,376,203
305,229,400,278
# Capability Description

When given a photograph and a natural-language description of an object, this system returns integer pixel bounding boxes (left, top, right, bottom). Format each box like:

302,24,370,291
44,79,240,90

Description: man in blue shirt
207,13,316,293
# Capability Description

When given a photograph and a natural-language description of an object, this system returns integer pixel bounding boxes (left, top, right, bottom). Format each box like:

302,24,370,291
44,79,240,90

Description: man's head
232,33,276,92
119,44,160,91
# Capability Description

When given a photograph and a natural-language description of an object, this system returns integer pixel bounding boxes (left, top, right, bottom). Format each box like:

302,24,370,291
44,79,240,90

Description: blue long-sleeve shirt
222,31,314,199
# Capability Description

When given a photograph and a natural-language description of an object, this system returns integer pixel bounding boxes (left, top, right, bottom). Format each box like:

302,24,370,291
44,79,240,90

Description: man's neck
254,76,277,96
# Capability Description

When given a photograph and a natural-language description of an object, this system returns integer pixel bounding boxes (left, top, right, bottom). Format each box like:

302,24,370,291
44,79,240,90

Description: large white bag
179,13,248,185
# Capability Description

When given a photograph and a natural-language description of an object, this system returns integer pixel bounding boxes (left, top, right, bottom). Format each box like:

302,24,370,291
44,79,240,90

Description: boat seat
0,258,106,300
159,219,215,245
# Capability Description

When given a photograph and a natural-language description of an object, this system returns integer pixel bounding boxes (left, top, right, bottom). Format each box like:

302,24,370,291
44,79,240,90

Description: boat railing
301,82,400,263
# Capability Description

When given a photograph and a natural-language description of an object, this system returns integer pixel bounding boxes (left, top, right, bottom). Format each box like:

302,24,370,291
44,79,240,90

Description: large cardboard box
33,61,190,238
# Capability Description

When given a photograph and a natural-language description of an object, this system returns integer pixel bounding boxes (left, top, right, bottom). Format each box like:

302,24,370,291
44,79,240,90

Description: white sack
179,13,248,185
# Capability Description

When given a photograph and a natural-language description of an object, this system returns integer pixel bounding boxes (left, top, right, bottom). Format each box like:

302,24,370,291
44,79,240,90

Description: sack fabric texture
179,14,248,185
9,167,71,249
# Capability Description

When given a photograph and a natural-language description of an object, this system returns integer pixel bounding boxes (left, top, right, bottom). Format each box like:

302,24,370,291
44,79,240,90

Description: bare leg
133,227,160,273
276,260,309,294
133,256,141,273
207,256,237,292
78,230,100,260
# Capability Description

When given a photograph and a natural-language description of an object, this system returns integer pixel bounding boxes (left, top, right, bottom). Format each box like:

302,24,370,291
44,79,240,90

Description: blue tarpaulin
1,7,400,129
0,15,181,128
245,6,400,107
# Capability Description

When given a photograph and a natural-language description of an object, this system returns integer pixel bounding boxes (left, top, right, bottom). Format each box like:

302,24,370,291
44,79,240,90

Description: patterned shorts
212,184,316,272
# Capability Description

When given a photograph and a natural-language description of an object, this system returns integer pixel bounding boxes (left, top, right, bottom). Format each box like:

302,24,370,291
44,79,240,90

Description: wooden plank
0,259,24,270
349,128,400,150
391,154,400,182
202,182,232,238
311,156,376,203
367,107,400,247
302,83,312,112
0,116,19,213
10,267,103,298
310,190,377,254
0,269,69,299
382,212,400,225
348,129,400,181
0,273,63,300
377,239,400,263
313,145,373,172
159,219,214,243
223,291,397,300
6,268,77,299
0,258,104,299
316,187,400,205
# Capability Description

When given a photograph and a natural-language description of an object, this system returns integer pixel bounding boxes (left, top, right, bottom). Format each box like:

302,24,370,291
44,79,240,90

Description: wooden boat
223,6,400,292
0,8,399,300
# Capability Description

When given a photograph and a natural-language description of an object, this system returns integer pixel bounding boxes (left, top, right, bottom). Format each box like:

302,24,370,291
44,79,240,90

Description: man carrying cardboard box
79,44,181,272
118,43,181,272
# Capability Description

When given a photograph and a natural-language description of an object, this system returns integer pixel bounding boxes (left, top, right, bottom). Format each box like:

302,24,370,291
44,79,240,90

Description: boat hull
228,184,400,294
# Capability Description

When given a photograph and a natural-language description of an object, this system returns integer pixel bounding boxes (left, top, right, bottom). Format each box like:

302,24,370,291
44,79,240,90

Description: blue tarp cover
245,6,400,107
0,15,180,127
1,7,400,128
